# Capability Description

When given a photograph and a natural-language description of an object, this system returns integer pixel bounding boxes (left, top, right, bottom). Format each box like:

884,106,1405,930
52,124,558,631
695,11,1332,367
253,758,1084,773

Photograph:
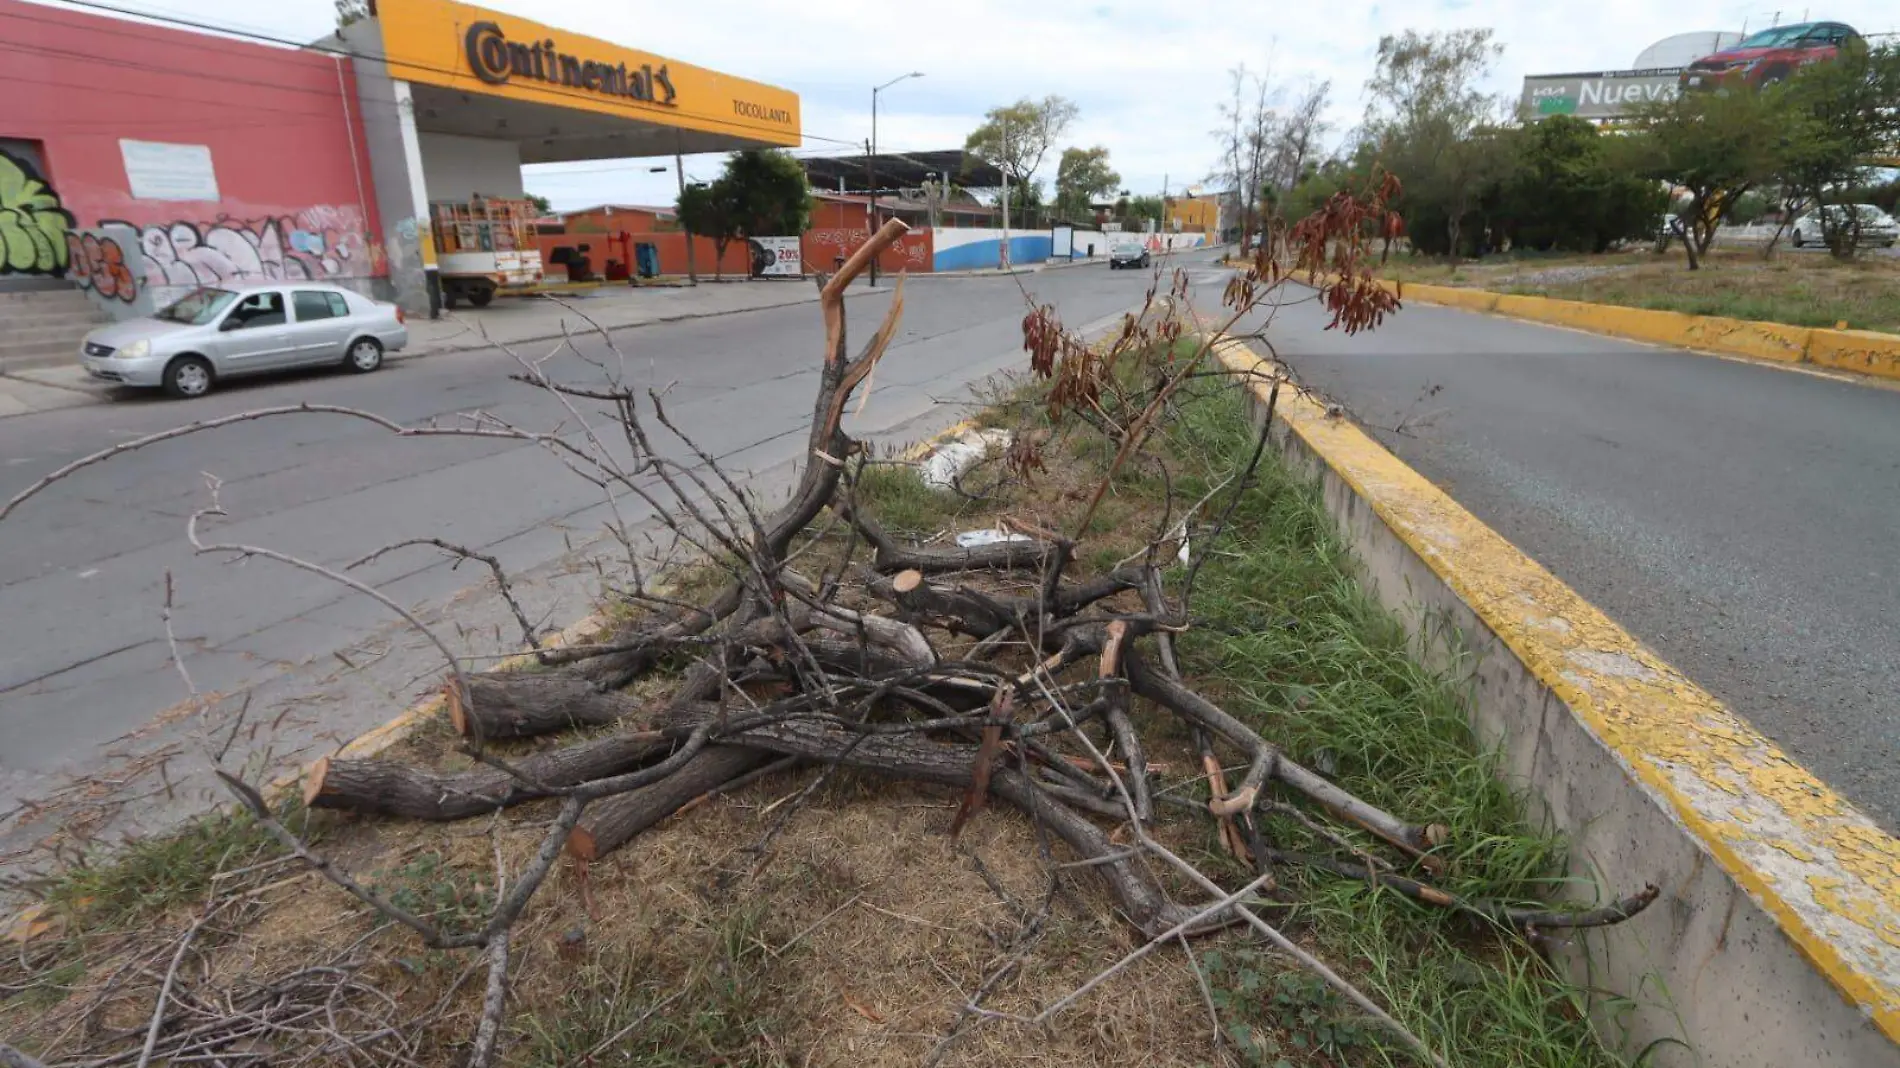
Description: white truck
431,197,546,308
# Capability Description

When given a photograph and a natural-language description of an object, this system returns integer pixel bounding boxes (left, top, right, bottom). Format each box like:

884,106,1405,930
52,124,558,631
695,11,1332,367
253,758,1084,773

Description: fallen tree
3,182,1657,1067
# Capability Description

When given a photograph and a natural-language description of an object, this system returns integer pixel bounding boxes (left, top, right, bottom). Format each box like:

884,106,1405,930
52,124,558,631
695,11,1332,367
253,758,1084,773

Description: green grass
40,808,295,930
1153,390,1626,1068
851,460,971,535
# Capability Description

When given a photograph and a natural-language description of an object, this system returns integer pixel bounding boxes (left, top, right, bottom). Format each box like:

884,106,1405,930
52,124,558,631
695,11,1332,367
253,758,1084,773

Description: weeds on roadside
39,807,298,930
1155,386,1623,1068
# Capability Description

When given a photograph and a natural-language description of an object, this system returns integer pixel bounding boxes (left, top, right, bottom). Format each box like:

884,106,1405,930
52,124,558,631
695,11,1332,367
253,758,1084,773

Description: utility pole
869,72,924,288
674,130,697,286
863,138,876,285
999,116,1010,270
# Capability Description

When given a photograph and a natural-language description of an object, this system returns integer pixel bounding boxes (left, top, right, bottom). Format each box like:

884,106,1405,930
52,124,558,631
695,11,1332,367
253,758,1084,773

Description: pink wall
0,0,384,301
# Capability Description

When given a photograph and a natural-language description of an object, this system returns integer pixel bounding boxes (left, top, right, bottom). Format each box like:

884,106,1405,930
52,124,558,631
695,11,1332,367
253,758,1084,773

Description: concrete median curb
1214,335,1900,1067
1397,280,1898,381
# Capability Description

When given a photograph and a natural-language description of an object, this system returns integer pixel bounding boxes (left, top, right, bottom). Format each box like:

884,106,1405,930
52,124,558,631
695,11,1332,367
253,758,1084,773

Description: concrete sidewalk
0,258,1137,420
0,279,830,419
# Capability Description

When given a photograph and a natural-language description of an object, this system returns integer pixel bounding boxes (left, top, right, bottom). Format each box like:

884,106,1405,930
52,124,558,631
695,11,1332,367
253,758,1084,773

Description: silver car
1791,204,1899,250
79,283,408,398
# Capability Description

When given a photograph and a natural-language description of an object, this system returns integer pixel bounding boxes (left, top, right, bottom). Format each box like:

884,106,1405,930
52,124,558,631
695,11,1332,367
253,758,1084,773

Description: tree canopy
964,95,1078,226
675,149,811,278
1054,146,1120,223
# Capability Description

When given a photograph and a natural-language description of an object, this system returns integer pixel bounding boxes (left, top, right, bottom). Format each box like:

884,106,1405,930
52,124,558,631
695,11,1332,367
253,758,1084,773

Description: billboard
1519,69,1681,120
749,236,802,277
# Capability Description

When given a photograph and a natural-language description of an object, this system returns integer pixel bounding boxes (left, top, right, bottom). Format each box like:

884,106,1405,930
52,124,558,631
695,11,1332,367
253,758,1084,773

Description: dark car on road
1680,21,1859,91
1109,237,1151,270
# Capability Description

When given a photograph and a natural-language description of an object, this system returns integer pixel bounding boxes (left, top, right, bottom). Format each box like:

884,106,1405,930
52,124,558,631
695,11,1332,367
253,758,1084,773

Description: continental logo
463,21,677,106
733,99,793,125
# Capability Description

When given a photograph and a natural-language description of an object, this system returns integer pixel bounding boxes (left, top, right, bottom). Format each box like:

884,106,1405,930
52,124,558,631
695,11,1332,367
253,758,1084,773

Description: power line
37,0,864,149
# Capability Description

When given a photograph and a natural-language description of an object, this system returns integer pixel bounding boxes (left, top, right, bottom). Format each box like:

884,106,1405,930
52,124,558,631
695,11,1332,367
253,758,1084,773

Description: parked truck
430,196,545,308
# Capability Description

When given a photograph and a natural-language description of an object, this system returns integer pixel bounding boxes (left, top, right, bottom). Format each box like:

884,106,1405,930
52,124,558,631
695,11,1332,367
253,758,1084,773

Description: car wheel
163,355,214,399
344,337,384,374
469,287,495,308
1792,229,1804,248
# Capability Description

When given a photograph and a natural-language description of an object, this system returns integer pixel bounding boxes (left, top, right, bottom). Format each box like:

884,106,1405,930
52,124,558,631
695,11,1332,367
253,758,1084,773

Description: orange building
1164,195,1220,234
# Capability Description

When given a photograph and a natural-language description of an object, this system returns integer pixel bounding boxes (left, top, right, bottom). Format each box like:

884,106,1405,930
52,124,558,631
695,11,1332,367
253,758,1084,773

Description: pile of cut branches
1,178,1654,1068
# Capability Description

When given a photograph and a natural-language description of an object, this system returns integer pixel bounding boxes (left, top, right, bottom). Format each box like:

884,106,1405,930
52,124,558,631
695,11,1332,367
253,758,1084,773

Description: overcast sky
45,0,1900,211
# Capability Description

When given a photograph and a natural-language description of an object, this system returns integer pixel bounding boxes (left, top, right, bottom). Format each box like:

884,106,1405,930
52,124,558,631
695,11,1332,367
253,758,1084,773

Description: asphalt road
1237,285,1900,831
0,251,1227,857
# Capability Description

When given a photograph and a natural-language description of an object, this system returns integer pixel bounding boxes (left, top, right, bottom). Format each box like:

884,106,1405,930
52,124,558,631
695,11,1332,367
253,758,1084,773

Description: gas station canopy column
341,0,801,310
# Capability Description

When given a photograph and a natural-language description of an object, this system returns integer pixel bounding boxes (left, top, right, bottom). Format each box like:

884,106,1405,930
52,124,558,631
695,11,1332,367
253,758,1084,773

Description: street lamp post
869,71,924,287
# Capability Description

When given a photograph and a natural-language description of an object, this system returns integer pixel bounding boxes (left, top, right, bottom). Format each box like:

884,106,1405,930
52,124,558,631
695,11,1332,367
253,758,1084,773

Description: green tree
1774,42,1900,257
677,150,811,279
1054,146,1120,224
676,182,739,279
334,0,370,30
721,149,813,237
963,95,1079,227
1121,195,1163,231
1626,88,1785,268
1360,28,1507,256
1502,116,1665,253
523,193,553,216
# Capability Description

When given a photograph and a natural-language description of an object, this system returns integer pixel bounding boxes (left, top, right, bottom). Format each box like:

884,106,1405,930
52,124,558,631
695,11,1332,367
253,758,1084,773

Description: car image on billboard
1679,21,1860,91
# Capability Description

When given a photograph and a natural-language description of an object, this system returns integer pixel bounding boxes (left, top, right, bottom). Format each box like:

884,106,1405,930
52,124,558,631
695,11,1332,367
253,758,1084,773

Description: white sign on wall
751,236,802,277
119,140,221,201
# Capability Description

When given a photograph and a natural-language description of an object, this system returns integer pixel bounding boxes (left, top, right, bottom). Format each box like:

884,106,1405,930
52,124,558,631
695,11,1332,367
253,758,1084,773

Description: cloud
50,0,1899,210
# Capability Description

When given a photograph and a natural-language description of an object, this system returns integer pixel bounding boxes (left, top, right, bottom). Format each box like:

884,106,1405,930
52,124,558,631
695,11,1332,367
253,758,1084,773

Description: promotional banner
1519,69,1681,121
750,236,802,277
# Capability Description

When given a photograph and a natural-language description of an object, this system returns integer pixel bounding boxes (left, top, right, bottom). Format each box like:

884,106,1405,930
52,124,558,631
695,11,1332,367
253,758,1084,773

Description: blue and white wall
928,227,1212,271
931,228,1053,272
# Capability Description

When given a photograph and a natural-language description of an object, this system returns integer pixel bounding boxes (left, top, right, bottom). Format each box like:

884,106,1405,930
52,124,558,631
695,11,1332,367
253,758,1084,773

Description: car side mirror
219,318,243,332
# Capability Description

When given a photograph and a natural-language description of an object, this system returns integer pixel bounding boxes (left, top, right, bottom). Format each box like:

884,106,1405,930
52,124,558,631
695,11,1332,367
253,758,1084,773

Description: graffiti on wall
0,147,75,277
802,228,932,272
123,205,380,292
66,230,139,302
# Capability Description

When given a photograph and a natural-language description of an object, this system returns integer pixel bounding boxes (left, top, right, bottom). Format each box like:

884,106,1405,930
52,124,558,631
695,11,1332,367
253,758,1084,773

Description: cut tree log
304,724,681,821
566,745,774,861
836,500,1059,574
449,674,654,741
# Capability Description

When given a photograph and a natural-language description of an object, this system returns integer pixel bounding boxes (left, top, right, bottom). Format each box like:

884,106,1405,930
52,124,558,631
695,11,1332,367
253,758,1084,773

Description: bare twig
465,931,511,1068
348,538,541,653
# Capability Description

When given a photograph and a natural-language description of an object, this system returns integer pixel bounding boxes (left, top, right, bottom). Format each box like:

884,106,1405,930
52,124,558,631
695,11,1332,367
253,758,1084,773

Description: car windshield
1735,24,1812,48
154,287,239,325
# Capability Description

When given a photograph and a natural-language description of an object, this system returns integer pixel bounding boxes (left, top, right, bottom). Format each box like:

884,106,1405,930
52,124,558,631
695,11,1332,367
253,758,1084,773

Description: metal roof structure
799,150,1004,191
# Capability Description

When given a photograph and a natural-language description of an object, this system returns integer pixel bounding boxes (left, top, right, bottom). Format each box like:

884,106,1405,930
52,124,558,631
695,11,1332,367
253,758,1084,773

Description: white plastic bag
921,428,1012,491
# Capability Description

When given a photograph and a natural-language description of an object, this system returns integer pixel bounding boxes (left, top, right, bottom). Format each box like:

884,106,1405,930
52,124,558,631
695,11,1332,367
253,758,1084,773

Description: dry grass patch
3,366,1635,1068
1381,247,1900,333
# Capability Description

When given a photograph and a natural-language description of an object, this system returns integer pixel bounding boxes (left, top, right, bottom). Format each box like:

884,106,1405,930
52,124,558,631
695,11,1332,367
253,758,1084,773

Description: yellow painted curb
1398,282,1889,377
1809,328,1900,379
1213,336,1900,1047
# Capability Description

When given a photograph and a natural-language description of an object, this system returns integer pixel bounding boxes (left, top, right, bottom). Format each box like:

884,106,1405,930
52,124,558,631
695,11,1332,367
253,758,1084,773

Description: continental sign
1519,69,1681,121
374,0,799,146
464,21,678,106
